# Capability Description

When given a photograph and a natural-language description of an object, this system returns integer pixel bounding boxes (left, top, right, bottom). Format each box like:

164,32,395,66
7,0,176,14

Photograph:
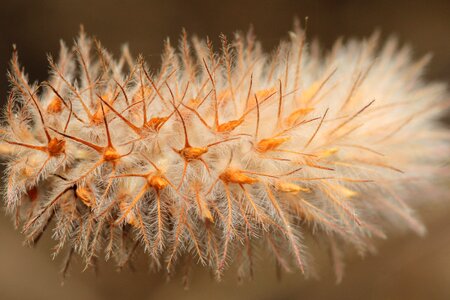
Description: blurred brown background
0,0,449,299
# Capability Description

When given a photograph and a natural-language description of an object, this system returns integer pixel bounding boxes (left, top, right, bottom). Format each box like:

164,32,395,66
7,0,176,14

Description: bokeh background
0,0,449,299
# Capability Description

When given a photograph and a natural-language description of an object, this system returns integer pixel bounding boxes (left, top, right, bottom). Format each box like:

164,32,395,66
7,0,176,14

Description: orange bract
178,146,208,160
147,174,169,191
46,96,63,114
256,137,290,153
276,181,311,193
47,137,66,156
102,146,122,162
145,116,170,131
216,118,244,133
285,107,314,125
219,168,259,185
75,186,96,207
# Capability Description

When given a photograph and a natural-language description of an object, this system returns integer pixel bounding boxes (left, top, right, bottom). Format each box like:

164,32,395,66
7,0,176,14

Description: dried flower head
1,24,449,283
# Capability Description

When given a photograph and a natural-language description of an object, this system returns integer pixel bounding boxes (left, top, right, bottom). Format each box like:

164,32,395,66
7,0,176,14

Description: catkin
1,25,449,281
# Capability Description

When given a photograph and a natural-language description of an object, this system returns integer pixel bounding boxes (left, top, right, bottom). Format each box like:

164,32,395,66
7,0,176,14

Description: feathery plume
1,24,449,282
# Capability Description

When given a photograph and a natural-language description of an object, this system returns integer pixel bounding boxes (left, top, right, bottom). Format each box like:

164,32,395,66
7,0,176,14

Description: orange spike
110,173,148,180
112,77,131,106
329,100,376,136
47,57,94,121
142,64,170,109
277,80,283,128
74,43,94,105
45,82,85,124
91,104,108,125
255,87,277,101
206,137,239,148
28,91,51,142
167,82,190,147
304,108,328,149
98,94,141,135
191,89,213,109
202,58,219,129
118,100,144,116
274,116,321,138
243,90,276,119
62,97,73,133
217,118,244,133
254,94,260,140
244,73,253,109
139,67,148,124
179,103,212,130
146,83,189,133
4,135,65,159
99,102,114,147
145,116,169,131
49,127,103,153
4,140,48,153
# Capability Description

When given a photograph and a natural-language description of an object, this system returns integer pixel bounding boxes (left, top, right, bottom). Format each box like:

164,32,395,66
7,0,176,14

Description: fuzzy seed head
1,24,449,282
